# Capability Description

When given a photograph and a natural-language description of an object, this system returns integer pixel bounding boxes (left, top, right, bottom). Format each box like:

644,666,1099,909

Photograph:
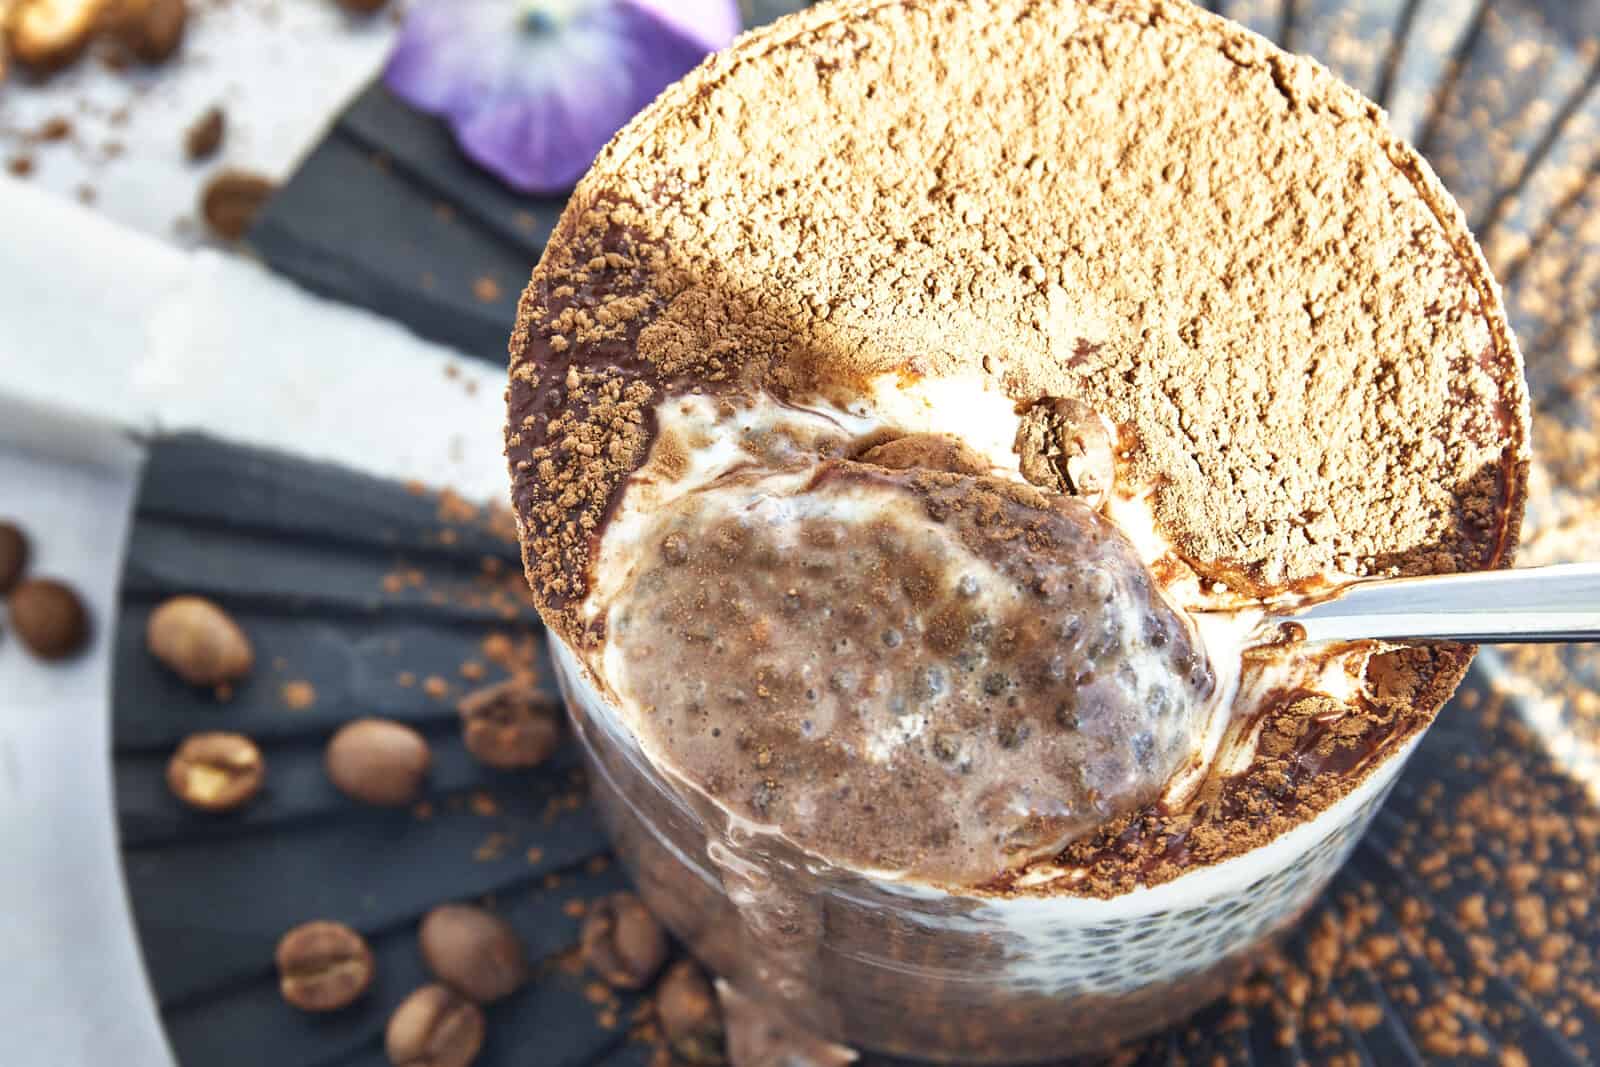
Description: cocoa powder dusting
507,0,1527,652
504,0,1530,893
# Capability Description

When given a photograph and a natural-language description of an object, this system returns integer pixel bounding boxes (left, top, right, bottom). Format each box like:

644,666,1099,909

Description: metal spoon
1261,563,1600,645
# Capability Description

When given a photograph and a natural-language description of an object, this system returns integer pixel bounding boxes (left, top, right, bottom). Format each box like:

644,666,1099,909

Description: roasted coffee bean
9,577,88,659
167,732,265,811
104,0,187,63
326,718,431,807
4,0,100,71
0,522,27,593
457,679,562,770
656,960,726,1065
276,920,374,1012
581,892,668,990
201,170,276,241
385,984,484,1067
419,904,529,1004
146,595,254,686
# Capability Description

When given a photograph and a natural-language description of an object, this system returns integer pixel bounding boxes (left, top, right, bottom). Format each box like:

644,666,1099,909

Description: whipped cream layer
575,379,1376,887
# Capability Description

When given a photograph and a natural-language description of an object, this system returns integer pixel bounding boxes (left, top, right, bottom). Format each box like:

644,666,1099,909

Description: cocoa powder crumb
280,680,316,710
473,276,502,304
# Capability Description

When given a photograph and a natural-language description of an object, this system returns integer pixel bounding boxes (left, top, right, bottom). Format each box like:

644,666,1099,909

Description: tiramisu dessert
505,0,1529,1061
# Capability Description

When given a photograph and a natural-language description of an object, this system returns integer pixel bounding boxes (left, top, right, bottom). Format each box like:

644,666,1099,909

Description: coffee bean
167,732,265,812
9,577,89,660
336,0,389,13
103,0,187,64
581,892,668,990
201,170,276,242
656,960,727,1065
385,984,484,1067
4,0,99,71
146,595,254,686
456,679,562,771
326,718,431,807
104,0,187,63
419,904,528,1004
276,920,374,1013
0,522,28,593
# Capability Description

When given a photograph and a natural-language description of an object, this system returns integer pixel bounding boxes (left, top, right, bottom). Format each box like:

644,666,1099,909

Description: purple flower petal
623,0,741,53
384,0,740,195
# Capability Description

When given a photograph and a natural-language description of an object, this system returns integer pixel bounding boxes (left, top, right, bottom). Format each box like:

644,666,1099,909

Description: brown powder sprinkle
473,832,509,862
279,680,316,711
473,276,503,304
507,0,1527,652
35,117,72,142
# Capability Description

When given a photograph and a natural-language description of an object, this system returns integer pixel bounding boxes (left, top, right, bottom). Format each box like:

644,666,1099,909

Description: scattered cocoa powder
280,679,316,711
34,116,71,142
472,276,501,304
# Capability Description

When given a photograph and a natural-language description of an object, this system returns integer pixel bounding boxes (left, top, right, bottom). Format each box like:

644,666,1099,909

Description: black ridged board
114,435,1600,1067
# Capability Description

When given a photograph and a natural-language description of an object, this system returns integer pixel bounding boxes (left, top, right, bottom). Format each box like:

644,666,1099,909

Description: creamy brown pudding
610,455,1217,885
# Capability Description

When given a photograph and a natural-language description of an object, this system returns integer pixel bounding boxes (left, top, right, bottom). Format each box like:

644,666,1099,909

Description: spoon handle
1276,563,1600,645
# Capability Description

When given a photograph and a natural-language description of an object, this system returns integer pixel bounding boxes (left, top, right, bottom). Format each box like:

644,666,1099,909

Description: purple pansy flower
386,0,740,193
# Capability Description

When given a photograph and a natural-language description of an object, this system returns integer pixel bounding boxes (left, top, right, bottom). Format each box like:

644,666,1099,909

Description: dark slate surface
124,0,1600,1064
114,438,1599,1067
